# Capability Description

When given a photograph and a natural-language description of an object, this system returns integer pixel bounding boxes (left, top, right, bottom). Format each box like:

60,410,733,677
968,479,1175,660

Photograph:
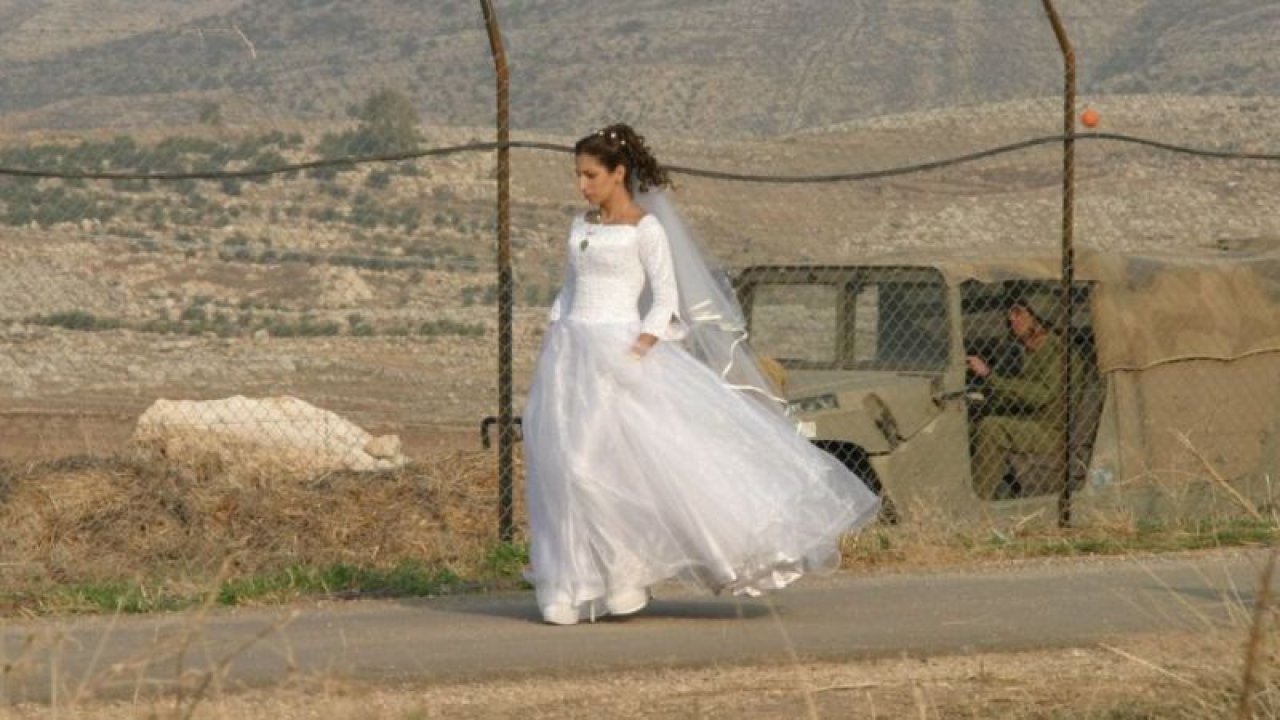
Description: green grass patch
217,561,461,605
481,541,530,580
3,560,467,616
55,582,197,614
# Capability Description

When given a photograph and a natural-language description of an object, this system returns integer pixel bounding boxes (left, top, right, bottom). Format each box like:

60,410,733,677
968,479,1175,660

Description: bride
522,123,880,625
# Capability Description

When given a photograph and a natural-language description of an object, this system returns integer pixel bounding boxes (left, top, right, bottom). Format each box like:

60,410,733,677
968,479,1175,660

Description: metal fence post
1042,0,1076,528
479,0,516,542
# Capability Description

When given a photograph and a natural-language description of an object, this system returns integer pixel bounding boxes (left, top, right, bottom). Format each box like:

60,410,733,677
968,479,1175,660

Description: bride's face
575,153,627,208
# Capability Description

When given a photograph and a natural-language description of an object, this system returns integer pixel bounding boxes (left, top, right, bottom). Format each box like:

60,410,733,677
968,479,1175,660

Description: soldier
965,290,1085,499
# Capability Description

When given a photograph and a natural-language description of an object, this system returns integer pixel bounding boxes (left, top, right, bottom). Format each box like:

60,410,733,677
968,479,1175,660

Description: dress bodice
550,213,680,338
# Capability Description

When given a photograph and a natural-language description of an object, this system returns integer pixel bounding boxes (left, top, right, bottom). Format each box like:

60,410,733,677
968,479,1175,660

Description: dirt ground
0,632,1260,719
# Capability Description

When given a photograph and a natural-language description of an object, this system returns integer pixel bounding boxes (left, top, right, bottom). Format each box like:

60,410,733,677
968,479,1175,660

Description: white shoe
606,587,649,616
541,603,580,626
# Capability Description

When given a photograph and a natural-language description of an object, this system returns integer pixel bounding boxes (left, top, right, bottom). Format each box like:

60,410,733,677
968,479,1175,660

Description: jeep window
744,269,949,372
854,278,949,371
748,283,839,366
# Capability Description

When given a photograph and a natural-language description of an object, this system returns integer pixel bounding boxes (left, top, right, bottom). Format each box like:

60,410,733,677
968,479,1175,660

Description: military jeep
736,247,1280,525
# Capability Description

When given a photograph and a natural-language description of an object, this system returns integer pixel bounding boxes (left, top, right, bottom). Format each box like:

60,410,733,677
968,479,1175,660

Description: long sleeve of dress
547,256,576,323
637,218,680,338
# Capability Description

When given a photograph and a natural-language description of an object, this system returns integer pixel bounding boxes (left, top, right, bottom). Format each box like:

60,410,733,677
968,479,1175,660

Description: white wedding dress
523,211,880,624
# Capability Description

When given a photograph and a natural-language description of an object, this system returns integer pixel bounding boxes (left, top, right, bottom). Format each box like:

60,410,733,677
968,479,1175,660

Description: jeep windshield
739,266,950,374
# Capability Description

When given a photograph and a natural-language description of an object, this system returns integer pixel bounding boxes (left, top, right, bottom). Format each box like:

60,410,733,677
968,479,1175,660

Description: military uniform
972,332,1086,499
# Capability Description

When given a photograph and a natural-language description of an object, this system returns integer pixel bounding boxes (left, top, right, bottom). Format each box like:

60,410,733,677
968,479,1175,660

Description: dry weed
2,442,1270,615
0,448,527,608
0,630,1272,719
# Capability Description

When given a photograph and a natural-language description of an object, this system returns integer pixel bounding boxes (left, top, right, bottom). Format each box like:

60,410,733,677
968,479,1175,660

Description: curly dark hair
573,123,671,193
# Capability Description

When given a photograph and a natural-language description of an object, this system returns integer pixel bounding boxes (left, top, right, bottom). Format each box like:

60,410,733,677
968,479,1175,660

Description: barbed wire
0,133,1276,185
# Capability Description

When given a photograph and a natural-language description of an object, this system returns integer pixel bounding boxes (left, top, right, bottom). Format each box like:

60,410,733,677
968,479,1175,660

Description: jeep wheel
812,441,900,524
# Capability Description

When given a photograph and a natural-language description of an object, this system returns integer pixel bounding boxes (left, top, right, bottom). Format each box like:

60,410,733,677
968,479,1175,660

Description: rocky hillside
0,0,1275,135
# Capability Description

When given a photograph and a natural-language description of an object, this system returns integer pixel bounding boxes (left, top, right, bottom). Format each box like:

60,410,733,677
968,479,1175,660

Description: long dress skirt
523,317,881,618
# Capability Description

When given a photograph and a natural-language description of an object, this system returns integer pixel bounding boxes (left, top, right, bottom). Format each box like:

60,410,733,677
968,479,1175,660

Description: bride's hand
630,333,659,358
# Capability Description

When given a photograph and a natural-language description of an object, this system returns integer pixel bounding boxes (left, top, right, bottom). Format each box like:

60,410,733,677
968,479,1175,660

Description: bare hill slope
0,0,1274,135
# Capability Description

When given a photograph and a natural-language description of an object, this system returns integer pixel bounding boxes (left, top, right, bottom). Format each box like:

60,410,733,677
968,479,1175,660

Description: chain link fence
0,1,1277,535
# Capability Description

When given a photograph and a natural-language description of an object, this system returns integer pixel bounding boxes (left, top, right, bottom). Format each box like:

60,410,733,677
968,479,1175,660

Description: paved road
2,549,1273,703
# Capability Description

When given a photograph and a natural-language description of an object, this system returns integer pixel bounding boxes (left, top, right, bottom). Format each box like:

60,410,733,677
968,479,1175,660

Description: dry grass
1,444,1273,615
0,448,527,614
0,627,1274,719
840,494,1276,576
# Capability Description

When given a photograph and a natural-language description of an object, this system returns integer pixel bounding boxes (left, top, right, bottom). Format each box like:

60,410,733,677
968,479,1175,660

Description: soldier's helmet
1004,286,1059,330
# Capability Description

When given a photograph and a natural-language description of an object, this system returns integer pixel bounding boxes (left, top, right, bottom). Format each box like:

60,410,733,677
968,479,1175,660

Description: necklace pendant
579,238,590,251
